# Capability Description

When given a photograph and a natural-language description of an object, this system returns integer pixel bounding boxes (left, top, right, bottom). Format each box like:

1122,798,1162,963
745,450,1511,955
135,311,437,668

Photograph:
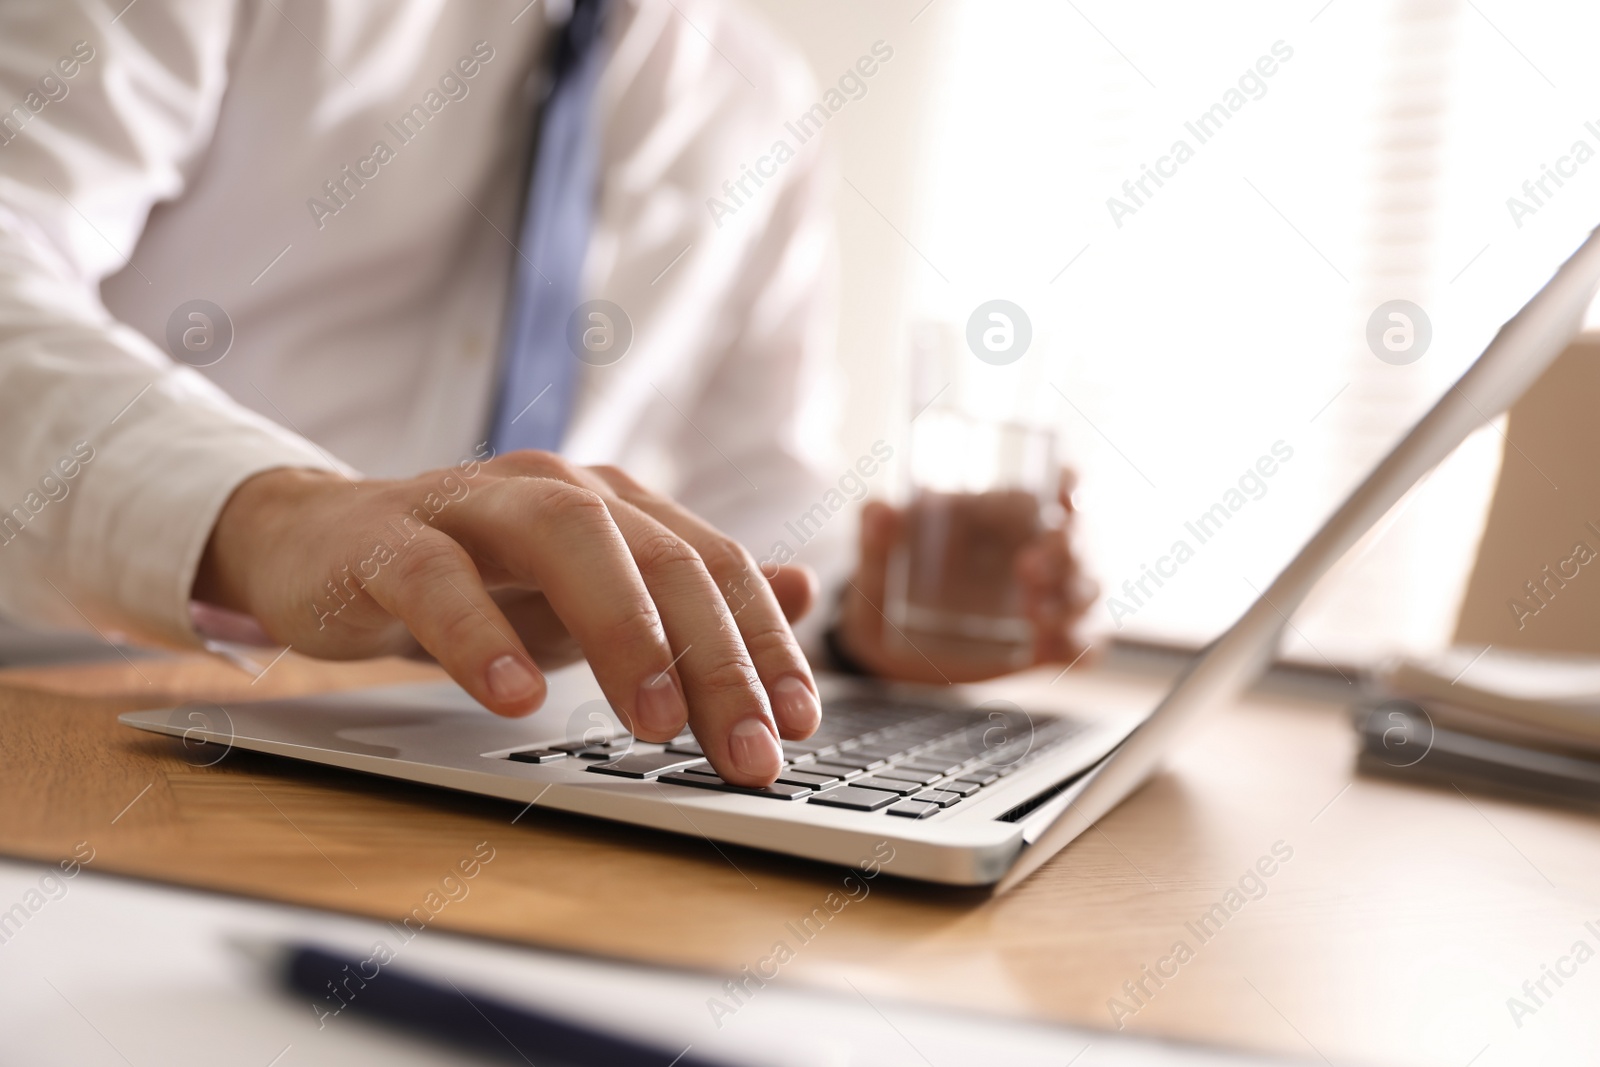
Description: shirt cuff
65,370,355,649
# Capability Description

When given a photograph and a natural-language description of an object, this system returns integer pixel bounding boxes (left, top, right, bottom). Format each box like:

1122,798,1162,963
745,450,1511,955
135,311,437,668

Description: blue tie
488,0,609,454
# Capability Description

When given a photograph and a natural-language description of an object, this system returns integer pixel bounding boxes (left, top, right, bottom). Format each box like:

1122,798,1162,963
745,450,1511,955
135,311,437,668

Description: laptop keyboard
506,696,1082,819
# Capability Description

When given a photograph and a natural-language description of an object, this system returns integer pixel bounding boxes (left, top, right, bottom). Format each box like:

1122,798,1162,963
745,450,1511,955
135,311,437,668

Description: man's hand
835,472,1097,683
193,452,821,787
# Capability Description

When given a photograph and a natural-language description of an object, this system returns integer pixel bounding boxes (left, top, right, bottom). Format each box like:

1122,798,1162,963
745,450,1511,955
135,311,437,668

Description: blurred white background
744,0,1600,665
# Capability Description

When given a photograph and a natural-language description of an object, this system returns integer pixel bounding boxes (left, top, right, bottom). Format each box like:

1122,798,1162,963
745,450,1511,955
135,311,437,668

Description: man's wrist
192,467,344,612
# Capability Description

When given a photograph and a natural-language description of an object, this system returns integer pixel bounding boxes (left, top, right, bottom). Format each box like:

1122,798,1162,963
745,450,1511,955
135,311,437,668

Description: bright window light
904,0,1600,663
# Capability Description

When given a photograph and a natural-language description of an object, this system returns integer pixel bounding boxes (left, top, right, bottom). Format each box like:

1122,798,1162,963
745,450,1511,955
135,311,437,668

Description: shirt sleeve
677,139,849,658
677,129,843,552
0,3,347,648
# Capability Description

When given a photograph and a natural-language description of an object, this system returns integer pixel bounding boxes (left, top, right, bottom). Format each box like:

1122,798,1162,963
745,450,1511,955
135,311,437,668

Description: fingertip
725,716,783,784
784,562,820,600
771,674,820,739
484,653,545,717
630,670,688,740
767,564,819,622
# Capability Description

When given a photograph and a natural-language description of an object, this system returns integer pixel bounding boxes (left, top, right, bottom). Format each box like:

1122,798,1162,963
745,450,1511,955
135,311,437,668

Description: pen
266,941,734,1067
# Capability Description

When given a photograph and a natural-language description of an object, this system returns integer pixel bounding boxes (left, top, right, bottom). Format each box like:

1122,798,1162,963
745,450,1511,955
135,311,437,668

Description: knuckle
530,479,611,528
694,654,762,702
502,449,580,482
596,601,665,650
434,597,489,649
738,618,799,663
631,529,703,577
391,531,464,586
696,535,753,579
589,464,643,494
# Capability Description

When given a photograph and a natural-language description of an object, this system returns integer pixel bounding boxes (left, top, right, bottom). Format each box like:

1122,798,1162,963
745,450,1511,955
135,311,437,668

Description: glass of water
884,324,1061,673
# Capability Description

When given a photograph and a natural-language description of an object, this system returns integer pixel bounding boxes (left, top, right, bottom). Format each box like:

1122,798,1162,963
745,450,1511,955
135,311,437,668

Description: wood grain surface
2,650,1597,1064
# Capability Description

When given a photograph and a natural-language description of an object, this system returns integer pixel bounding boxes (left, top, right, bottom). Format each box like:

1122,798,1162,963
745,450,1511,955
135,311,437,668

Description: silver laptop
123,225,1600,889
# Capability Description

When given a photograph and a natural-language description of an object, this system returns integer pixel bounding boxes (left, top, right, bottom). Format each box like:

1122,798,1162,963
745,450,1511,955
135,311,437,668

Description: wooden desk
3,652,1597,1064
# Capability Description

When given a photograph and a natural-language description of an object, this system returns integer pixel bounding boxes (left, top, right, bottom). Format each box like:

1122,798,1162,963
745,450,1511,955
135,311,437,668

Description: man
0,0,1092,787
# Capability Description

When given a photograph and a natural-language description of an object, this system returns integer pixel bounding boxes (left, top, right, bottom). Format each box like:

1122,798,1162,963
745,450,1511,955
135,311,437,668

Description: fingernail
728,717,782,779
486,654,539,705
771,675,820,736
634,671,687,735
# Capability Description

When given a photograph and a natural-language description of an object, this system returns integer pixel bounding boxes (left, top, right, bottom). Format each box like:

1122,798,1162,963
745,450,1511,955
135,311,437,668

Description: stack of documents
1356,647,1600,805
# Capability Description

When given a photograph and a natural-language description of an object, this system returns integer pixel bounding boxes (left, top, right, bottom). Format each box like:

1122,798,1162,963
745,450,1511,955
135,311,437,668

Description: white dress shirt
0,0,843,651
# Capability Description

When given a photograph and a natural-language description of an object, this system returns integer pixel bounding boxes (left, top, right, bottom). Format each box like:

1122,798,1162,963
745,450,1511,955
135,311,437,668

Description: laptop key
658,772,813,800
808,786,899,812
551,739,632,759
819,752,887,771
775,769,844,790
887,799,941,819
934,780,982,797
872,767,943,786
918,750,975,768
506,748,567,764
848,744,911,762
955,769,1001,786
913,789,964,807
552,739,613,752
780,740,834,760
849,776,924,796
901,757,966,776
807,762,866,781
665,739,705,756
585,753,708,779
